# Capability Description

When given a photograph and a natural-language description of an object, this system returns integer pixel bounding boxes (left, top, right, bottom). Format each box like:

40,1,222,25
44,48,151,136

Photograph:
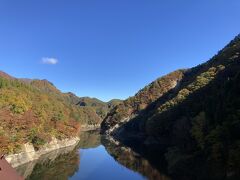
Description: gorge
0,34,240,180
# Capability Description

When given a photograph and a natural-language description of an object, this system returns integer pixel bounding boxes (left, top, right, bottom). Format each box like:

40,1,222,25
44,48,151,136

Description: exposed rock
14,143,77,179
6,137,80,168
80,124,101,131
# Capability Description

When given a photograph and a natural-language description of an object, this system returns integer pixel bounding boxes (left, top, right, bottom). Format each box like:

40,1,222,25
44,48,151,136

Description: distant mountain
107,99,123,109
101,34,240,179
64,92,81,105
0,71,14,80
77,97,122,119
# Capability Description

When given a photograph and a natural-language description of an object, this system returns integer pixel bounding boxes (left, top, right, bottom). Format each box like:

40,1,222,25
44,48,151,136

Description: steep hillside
0,71,14,80
27,79,105,126
25,81,121,126
27,79,103,126
30,79,62,95
101,34,240,179
0,76,78,153
101,70,185,134
0,73,101,154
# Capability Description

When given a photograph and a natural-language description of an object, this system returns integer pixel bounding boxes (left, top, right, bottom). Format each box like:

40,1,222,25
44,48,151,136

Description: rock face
80,124,101,131
6,137,80,168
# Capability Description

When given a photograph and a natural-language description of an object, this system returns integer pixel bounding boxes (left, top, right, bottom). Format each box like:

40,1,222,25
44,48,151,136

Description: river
15,130,170,180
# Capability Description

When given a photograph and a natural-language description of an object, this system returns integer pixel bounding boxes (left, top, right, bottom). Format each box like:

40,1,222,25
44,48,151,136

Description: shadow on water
101,136,170,180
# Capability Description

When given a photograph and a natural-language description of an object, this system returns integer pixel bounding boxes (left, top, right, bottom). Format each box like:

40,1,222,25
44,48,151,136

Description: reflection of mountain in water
77,130,101,149
15,130,101,179
26,150,79,180
101,137,170,180
17,131,170,180
15,145,80,179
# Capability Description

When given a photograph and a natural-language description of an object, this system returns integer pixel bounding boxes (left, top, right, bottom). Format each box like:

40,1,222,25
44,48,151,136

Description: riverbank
5,137,80,168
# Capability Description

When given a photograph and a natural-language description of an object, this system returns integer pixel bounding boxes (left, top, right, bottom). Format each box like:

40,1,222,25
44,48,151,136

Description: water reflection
15,144,79,179
26,150,79,180
101,137,170,180
77,130,101,149
15,131,170,180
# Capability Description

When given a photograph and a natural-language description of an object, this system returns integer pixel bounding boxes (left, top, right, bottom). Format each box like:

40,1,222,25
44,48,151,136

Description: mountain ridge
101,34,240,179
0,71,119,154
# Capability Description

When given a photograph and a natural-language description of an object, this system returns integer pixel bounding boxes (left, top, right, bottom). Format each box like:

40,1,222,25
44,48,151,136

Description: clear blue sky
0,0,239,101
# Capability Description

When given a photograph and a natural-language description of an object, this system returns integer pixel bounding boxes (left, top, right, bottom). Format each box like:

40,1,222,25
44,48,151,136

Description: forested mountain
101,70,185,134
101,34,240,179
77,97,122,119
0,73,112,154
0,76,77,153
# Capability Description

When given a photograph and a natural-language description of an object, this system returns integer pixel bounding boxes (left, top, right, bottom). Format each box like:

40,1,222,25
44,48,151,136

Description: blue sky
0,0,239,101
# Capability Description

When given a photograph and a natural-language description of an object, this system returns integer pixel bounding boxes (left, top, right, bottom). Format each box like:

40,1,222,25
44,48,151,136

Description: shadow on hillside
112,58,240,180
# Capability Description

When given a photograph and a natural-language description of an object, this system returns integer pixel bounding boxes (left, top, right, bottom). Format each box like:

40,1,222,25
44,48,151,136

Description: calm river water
15,131,169,180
